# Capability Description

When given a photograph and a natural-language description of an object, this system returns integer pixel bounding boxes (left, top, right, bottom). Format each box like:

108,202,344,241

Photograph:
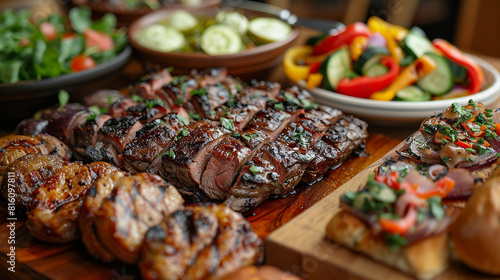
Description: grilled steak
130,69,173,100
93,172,184,264
303,115,368,184
139,204,261,280
79,171,129,262
1,154,64,209
26,161,118,243
122,114,186,174
0,134,71,183
97,115,144,153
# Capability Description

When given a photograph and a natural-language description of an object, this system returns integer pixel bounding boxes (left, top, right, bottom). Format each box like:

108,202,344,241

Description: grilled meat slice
0,154,64,209
108,98,140,118
0,134,71,182
130,69,174,100
85,142,121,167
125,101,169,123
97,115,144,153
303,115,368,184
191,83,235,118
14,119,49,136
162,120,231,193
72,114,112,160
123,114,185,174
94,173,184,264
79,171,129,262
200,109,293,200
139,204,261,280
26,161,118,243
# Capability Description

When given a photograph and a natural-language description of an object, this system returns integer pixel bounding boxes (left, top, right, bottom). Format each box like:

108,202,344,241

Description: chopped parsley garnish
274,102,285,111
189,111,201,121
300,98,319,110
57,90,69,111
130,94,144,102
384,233,408,250
220,117,235,131
249,165,262,175
176,114,189,126
427,197,444,220
175,98,183,105
191,88,207,97
107,94,116,105
441,157,451,164
175,128,189,141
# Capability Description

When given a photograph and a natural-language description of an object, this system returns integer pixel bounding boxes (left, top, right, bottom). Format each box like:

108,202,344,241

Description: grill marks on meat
26,161,119,243
97,115,144,153
0,134,71,183
303,115,369,184
79,171,129,262
162,120,230,193
0,154,64,209
93,172,184,264
139,204,261,280
130,69,174,100
123,115,185,174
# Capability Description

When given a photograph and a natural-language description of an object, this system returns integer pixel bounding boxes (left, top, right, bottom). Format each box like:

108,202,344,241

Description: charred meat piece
41,104,90,144
162,120,231,193
94,173,184,264
200,109,293,200
14,119,49,136
139,204,261,280
97,115,144,153
303,115,368,184
0,154,64,209
191,83,234,118
0,134,71,182
72,114,112,160
125,100,169,123
26,161,118,243
85,142,121,167
79,171,129,262
108,98,140,118
123,115,185,174
130,69,173,100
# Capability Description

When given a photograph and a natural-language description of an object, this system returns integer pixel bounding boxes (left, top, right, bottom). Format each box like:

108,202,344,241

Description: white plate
301,54,500,126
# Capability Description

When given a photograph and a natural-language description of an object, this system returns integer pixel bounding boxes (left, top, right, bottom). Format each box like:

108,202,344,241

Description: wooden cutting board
265,138,500,280
0,133,400,279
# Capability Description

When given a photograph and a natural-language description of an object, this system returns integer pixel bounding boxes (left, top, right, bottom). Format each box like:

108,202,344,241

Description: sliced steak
79,171,129,262
97,115,144,153
94,172,184,264
139,204,261,280
122,114,185,174
130,69,173,100
303,115,368,184
0,154,64,209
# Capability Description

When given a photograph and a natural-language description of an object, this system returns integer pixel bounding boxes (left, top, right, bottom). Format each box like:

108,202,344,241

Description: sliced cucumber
248,17,291,44
394,85,431,101
320,47,351,91
216,11,249,35
410,26,427,38
416,53,453,95
447,58,468,83
137,24,186,52
164,10,199,34
354,47,389,75
402,32,435,58
364,63,388,77
200,24,243,55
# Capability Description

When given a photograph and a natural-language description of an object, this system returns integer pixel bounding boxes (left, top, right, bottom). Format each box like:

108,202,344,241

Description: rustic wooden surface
265,140,500,280
0,133,399,279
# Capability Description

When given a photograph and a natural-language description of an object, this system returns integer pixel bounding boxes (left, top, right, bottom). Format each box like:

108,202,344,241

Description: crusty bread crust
326,210,449,280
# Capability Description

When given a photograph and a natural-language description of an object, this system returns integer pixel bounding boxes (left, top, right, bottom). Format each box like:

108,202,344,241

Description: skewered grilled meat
26,161,118,243
139,204,261,280
79,171,129,262
0,134,71,183
0,154,64,209
93,172,184,264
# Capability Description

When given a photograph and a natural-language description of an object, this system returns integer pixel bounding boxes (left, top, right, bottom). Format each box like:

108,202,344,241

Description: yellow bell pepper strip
367,16,408,41
367,16,404,63
336,56,399,98
312,22,371,56
282,45,313,83
350,35,368,61
432,39,484,94
370,54,437,101
306,73,323,89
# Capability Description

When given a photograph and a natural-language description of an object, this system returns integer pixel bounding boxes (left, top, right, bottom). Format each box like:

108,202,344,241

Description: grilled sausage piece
94,173,184,264
79,171,129,262
0,154,64,209
0,134,71,182
139,204,261,280
26,161,118,243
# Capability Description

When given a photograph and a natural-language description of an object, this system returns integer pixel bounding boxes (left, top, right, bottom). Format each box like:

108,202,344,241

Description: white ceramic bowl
301,54,500,126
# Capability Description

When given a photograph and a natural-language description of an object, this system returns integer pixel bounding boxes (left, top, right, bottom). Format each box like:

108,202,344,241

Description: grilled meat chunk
130,69,174,100
1,154,64,209
0,134,71,182
123,115,185,174
139,204,261,280
162,120,231,193
26,161,118,243
94,172,184,264
97,115,144,153
14,119,49,136
79,171,129,262
303,115,368,184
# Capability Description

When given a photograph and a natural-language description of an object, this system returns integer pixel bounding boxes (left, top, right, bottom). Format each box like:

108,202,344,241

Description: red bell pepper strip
309,61,322,74
335,56,399,98
414,177,455,199
454,139,473,149
313,22,371,56
432,39,484,94
379,206,418,234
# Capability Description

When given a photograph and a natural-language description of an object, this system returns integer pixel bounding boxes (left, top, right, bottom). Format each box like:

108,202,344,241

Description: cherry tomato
19,38,30,47
70,54,96,72
83,28,114,52
40,22,57,41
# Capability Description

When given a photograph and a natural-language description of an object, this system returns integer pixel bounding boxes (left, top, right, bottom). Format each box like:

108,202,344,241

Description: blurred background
1,0,498,57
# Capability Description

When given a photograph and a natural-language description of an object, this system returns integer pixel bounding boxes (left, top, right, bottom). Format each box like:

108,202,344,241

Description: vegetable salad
0,7,127,84
283,16,485,101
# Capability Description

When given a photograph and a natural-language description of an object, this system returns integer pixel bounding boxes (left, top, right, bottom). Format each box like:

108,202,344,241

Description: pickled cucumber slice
165,10,198,34
216,11,249,35
137,24,186,52
248,17,291,44
200,24,243,55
